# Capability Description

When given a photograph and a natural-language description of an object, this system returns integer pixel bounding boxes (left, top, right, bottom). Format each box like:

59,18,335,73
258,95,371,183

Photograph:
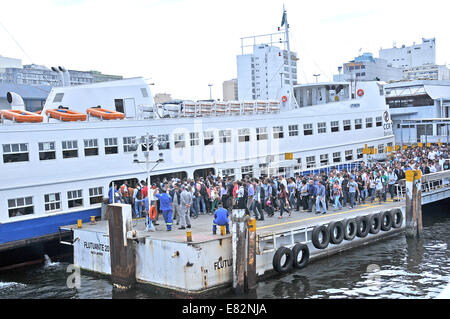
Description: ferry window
123,136,137,153
331,121,339,132
104,138,118,154
303,123,313,136
39,142,56,161
345,150,353,161
84,139,99,156
378,144,384,154
333,152,342,163
174,133,185,148
355,119,362,130
68,190,83,208
44,193,61,213
141,88,149,98
317,122,326,134
157,134,170,150
2,143,29,163
273,126,284,139
241,165,253,178
62,140,78,159
259,163,268,177
288,125,298,137
343,120,351,131
238,128,251,142
8,196,34,218
256,127,268,140
221,168,235,179
366,118,373,128
306,156,316,168
115,99,124,113
203,131,214,146
376,116,382,127
190,132,200,146
320,154,329,166
219,130,231,143
89,187,104,205
357,148,364,159
53,93,64,103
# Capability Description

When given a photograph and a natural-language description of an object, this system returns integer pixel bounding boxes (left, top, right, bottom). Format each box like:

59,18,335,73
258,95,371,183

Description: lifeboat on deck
0,109,43,123
86,107,125,120
45,107,87,122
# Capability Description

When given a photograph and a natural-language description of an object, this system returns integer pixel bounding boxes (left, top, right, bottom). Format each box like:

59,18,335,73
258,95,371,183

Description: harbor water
0,199,449,299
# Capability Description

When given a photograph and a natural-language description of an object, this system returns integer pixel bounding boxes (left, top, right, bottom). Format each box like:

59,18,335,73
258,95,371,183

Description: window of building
294,158,302,170
157,134,170,150
221,168,235,179
190,132,200,146
317,122,326,134
376,116,382,127
320,154,329,166
84,139,99,156
8,196,34,218
303,123,313,135
256,127,268,140
306,156,316,168
174,133,185,148
89,187,103,205
259,163,268,176
333,152,341,163
357,148,364,159
123,136,137,153
203,131,214,146
378,144,384,154
343,120,351,131
44,193,61,213
104,138,118,154
288,125,298,137
38,142,56,161
273,126,284,139
238,128,250,142
241,165,253,177
2,143,29,163
62,140,78,159
345,150,353,161
331,121,339,132
219,130,231,143
355,119,362,130
366,117,373,128
68,190,83,208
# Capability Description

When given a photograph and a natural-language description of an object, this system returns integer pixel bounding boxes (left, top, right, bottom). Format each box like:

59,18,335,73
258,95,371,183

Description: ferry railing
394,170,450,200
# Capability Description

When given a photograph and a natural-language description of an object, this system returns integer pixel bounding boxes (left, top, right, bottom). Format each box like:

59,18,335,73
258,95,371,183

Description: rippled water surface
1,200,449,299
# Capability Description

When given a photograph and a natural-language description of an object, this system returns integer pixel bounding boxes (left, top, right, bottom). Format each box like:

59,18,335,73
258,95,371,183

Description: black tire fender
272,246,293,273
292,243,309,269
391,209,403,228
356,215,370,238
369,213,381,234
381,210,393,231
312,224,330,249
343,218,357,241
328,221,345,245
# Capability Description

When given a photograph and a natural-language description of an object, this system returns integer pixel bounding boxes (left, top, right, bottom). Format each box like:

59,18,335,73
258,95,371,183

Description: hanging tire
312,225,330,249
391,209,403,228
292,243,309,269
369,213,381,234
343,218,357,241
273,246,293,273
328,221,344,245
381,210,393,231
356,215,370,238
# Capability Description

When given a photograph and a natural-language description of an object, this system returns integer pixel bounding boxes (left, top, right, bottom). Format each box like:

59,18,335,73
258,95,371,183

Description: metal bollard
90,216,96,225
77,219,82,228
186,230,192,242
220,225,226,235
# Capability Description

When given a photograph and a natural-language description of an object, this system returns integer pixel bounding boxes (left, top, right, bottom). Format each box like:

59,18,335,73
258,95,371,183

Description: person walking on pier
170,183,182,226
212,204,230,235
332,180,343,210
277,183,290,219
154,186,173,231
179,184,192,230
315,180,327,214
307,180,316,212
348,177,359,209
387,169,398,200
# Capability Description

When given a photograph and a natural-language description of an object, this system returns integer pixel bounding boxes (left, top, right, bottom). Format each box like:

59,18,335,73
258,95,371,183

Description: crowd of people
108,144,449,233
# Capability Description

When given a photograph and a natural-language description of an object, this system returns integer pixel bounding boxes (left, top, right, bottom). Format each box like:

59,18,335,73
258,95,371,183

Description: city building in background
379,38,436,69
0,83,49,111
222,78,238,101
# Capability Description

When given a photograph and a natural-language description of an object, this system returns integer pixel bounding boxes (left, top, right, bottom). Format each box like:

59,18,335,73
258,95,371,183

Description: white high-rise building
222,79,238,101
237,44,297,101
379,38,436,69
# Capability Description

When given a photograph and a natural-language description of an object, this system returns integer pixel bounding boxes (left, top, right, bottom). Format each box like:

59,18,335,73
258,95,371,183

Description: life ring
311,225,330,249
357,89,364,97
149,205,157,220
292,243,309,269
343,218,357,240
356,215,370,238
328,221,344,245
369,213,381,234
390,209,403,228
380,211,393,231
281,96,288,102
272,246,293,273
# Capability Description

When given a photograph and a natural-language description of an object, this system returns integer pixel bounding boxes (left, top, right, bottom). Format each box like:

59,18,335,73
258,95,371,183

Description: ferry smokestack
6,92,25,111
58,66,71,87
51,66,65,87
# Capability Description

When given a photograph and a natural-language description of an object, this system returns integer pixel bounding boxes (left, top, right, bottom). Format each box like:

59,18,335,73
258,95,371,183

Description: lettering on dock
214,258,232,270
83,241,110,253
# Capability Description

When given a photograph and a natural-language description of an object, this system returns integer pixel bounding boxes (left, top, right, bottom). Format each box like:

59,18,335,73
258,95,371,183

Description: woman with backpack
277,183,290,219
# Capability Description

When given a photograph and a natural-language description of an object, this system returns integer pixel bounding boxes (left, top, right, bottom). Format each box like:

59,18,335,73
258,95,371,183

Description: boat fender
356,215,370,238
328,221,344,245
343,218,357,240
390,209,403,228
272,246,293,273
381,210,393,231
311,224,330,249
369,213,381,234
292,243,309,269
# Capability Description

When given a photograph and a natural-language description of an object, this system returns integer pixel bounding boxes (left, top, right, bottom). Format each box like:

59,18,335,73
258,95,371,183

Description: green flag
281,10,286,27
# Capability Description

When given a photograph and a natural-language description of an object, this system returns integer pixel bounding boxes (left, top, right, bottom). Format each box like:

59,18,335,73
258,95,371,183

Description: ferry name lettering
83,241,110,252
214,258,232,270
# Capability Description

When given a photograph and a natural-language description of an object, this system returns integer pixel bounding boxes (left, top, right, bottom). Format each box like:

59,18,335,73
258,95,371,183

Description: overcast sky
1,0,449,100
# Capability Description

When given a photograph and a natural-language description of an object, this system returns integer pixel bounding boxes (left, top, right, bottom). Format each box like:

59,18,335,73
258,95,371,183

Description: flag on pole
281,9,286,27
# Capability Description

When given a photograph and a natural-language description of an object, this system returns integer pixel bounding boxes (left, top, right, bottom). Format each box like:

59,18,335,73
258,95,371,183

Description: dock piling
405,170,423,238
232,209,246,295
246,217,257,292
